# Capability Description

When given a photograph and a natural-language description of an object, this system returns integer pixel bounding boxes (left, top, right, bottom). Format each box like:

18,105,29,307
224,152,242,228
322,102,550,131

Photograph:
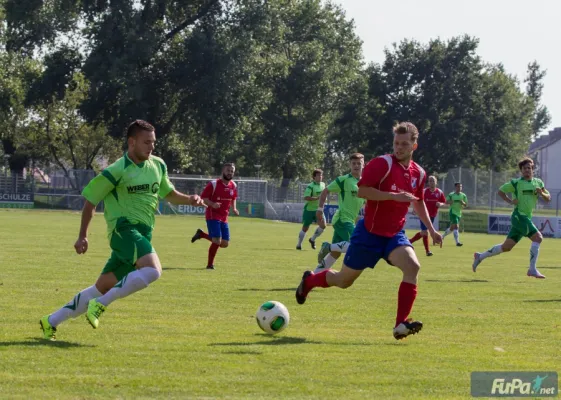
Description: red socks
208,243,219,266
422,235,429,253
201,231,211,241
409,232,422,244
307,270,331,289
395,281,418,327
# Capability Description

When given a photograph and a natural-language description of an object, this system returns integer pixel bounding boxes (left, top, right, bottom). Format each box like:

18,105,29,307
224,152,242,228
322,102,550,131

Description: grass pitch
0,209,560,399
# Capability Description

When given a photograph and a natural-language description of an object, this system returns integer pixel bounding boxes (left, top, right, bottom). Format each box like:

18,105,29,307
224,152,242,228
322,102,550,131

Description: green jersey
303,181,326,211
447,192,468,217
499,177,547,218
82,153,175,238
327,174,364,225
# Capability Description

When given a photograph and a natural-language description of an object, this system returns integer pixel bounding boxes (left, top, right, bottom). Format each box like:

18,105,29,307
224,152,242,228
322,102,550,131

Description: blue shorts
420,216,436,231
206,220,230,241
343,219,412,270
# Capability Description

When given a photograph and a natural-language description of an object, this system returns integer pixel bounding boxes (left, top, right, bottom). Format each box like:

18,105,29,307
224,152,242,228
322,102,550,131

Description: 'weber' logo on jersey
127,184,150,194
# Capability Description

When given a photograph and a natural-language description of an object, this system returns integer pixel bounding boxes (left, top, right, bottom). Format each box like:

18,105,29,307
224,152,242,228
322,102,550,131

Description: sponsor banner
471,371,557,397
488,213,561,238
0,192,34,209
439,210,488,233
160,201,263,218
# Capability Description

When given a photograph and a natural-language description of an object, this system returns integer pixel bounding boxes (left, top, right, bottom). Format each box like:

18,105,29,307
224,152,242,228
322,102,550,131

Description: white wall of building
535,139,561,190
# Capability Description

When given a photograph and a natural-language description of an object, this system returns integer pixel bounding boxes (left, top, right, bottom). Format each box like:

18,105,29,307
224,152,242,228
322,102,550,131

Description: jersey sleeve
439,190,446,203
201,182,214,199
81,163,122,206
303,185,313,198
358,157,390,188
233,185,238,200
327,177,343,193
463,194,468,204
446,193,452,202
499,181,515,193
157,160,175,199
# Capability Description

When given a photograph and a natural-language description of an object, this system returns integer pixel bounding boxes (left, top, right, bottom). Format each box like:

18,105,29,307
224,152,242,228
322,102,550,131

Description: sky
335,0,561,135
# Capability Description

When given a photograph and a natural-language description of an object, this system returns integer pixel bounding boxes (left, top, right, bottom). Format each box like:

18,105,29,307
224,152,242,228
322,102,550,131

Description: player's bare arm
232,199,239,216
536,187,551,202
358,186,418,202
165,190,206,207
498,190,517,205
316,187,330,220
75,200,96,254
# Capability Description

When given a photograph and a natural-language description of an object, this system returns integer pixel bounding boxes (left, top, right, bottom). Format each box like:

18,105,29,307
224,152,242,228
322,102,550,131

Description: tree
524,61,551,139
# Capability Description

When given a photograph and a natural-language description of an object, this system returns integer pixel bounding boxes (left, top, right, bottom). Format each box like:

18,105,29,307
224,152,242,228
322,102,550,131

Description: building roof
528,127,561,153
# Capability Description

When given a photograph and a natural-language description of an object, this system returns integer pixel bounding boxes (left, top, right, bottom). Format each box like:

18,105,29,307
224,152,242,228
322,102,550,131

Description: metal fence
2,168,561,215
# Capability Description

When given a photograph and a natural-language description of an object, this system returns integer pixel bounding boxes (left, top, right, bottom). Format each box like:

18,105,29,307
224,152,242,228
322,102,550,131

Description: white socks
330,241,349,253
311,227,324,241
49,285,102,327
453,230,459,244
297,230,306,246
443,228,451,238
529,242,540,271
479,244,503,261
97,268,161,307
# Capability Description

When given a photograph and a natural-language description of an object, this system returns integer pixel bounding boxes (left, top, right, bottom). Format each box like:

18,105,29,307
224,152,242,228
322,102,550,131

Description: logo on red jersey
412,178,417,189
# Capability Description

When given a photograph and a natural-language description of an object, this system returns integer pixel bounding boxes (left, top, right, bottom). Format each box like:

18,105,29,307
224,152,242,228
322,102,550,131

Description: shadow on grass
210,335,376,347
0,337,95,348
523,299,561,303
222,350,264,355
537,266,561,269
425,279,489,283
237,288,297,292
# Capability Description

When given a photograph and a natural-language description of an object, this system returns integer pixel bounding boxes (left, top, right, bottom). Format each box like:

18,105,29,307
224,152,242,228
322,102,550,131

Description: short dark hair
518,157,534,170
223,162,235,169
312,169,323,178
393,122,419,142
127,120,155,138
350,153,364,161
455,182,461,187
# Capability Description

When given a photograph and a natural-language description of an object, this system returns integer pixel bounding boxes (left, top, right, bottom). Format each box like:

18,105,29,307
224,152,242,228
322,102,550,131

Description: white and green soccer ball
255,301,290,335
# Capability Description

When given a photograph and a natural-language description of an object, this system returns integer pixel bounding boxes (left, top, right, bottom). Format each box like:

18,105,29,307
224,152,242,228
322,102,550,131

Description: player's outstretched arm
165,190,206,207
75,200,96,254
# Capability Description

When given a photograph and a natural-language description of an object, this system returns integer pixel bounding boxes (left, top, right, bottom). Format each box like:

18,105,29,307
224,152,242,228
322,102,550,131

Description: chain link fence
2,167,560,215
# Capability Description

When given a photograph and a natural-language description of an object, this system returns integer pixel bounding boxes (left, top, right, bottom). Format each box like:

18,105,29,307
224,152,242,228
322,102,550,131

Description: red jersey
424,187,445,218
201,179,238,222
359,154,426,237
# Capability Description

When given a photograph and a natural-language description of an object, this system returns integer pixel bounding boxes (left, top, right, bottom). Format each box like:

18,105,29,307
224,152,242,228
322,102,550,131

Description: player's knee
212,238,222,245
339,279,355,289
421,231,428,236
502,245,512,252
220,241,229,248
533,234,543,244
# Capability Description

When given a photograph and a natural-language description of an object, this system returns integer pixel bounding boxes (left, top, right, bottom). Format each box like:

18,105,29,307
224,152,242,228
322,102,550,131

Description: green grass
0,209,560,399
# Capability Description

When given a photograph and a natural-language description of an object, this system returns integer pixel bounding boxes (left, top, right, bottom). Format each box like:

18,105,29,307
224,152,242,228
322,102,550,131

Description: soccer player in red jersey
409,175,446,256
191,163,239,269
295,122,443,340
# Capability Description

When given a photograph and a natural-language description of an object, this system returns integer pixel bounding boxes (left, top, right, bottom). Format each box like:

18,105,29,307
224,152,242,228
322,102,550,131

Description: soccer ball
255,301,290,335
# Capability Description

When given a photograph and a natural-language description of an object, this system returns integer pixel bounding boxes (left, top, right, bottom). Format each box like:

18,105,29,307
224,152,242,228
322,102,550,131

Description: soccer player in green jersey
39,120,205,340
297,169,326,250
442,182,468,246
472,157,551,278
314,153,365,273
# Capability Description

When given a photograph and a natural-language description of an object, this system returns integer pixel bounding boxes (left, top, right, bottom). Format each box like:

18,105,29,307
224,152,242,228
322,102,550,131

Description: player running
296,169,326,250
442,183,467,246
472,157,550,278
409,175,446,256
191,163,239,270
40,120,205,340
314,153,365,273
295,122,442,340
